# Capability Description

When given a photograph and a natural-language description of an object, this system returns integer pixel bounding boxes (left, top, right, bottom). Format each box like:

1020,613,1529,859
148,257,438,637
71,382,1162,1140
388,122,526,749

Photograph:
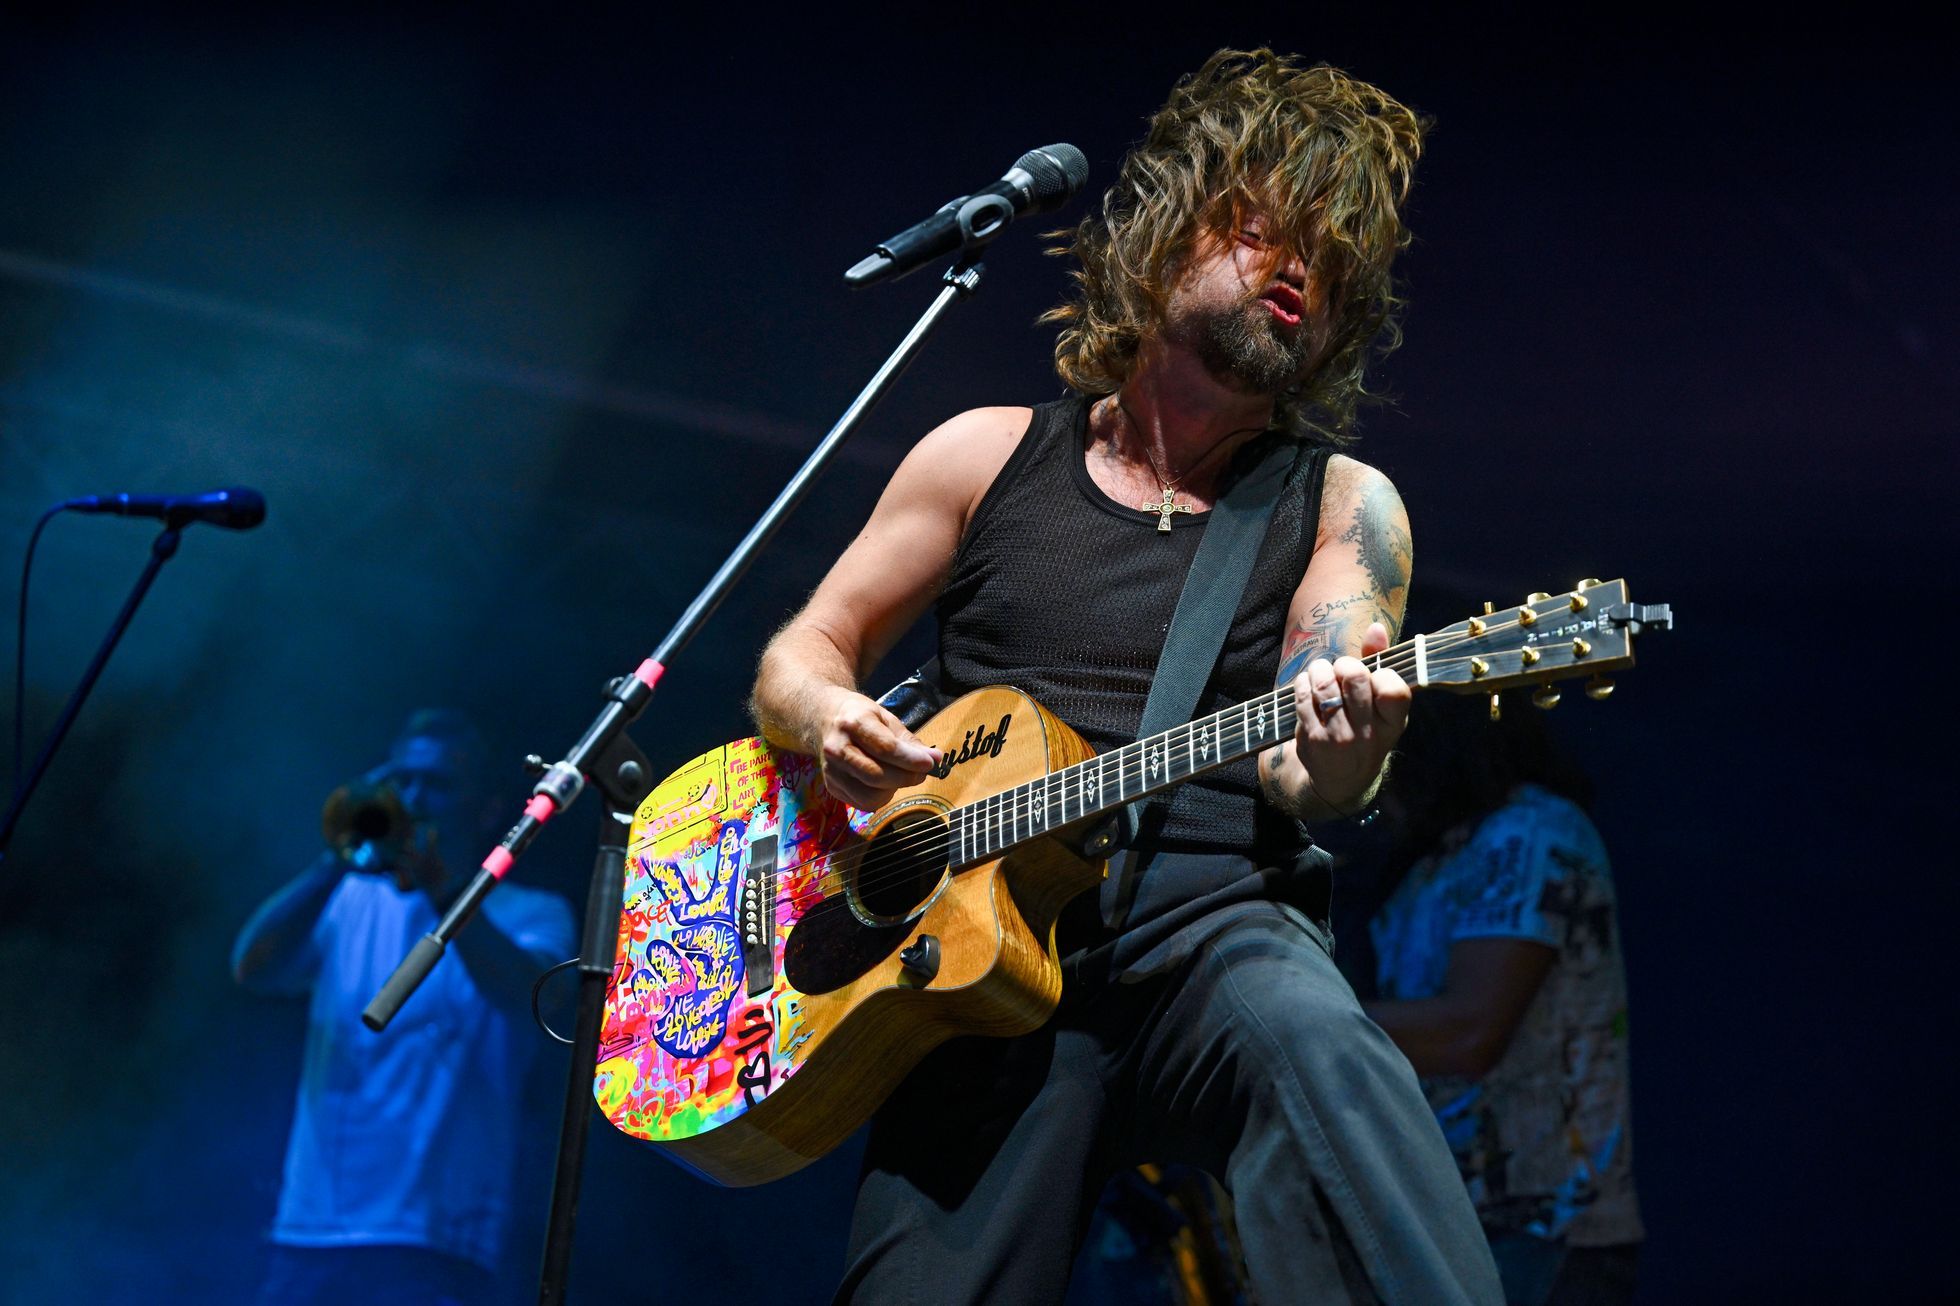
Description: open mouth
1258,284,1304,326
1254,282,1301,325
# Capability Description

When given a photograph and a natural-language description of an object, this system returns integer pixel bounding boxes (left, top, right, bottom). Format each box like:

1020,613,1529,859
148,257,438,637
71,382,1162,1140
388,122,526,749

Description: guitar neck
945,637,1425,868
941,578,1664,867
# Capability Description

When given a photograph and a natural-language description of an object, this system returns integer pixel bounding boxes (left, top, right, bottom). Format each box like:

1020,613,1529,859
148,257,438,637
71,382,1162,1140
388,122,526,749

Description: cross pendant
1140,486,1193,533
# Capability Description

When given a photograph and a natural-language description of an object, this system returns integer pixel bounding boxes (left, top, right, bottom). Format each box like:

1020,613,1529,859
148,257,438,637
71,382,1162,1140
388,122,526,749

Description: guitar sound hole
851,810,951,923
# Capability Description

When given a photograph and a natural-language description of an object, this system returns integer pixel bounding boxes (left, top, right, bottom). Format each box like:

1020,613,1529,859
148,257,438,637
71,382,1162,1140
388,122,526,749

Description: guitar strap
1100,433,1318,931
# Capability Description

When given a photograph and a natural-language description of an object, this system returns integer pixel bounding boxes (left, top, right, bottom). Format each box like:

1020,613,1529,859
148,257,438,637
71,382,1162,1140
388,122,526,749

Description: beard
1175,296,1310,395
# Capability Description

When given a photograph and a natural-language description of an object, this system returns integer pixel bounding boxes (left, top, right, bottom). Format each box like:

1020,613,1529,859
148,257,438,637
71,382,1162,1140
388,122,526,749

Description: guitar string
730,665,1533,912
656,692,1307,916
744,612,1569,899
688,614,1594,910
746,680,1321,905
744,622,1591,908
639,609,1606,913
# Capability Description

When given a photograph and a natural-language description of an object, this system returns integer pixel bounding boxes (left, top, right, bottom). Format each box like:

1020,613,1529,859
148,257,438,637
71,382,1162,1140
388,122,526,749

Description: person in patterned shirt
1361,688,1644,1305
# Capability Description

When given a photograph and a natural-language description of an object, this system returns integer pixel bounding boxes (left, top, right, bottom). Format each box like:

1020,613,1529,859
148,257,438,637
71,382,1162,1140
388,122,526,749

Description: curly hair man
754,49,1503,1303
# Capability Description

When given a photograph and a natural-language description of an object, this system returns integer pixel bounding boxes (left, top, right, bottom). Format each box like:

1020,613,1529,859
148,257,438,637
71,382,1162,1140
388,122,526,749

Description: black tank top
935,394,1331,866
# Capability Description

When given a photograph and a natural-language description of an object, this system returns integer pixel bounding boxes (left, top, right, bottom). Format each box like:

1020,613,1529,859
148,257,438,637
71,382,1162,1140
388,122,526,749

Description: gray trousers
834,904,1503,1304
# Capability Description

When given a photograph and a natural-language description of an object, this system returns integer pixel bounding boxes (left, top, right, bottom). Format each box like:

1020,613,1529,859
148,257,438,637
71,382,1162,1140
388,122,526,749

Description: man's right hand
814,689,942,810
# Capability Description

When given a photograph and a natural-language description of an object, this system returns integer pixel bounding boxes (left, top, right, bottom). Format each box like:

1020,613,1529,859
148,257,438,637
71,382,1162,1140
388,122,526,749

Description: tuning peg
1576,577,1602,591
1488,694,1502,722
1585,675,1615,701
1532,686,1561,710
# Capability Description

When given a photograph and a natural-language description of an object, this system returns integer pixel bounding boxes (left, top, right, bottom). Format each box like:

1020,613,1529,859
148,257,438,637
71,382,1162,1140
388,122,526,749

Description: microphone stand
356,255,988,1306
1,523,183,862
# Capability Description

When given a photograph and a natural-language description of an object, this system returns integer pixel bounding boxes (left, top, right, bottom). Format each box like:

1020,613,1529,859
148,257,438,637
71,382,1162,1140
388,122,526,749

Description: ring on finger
1315,695,1345,720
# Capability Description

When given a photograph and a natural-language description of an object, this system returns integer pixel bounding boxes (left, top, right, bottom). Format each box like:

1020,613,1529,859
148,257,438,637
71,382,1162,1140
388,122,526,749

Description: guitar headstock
1413,579,1672,706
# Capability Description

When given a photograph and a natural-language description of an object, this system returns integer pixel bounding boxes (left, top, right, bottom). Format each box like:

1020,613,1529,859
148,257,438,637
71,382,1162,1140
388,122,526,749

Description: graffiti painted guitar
595,580,1670,1186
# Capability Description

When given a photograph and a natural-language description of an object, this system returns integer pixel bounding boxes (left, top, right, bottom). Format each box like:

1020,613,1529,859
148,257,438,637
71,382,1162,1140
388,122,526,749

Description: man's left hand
1287,621,1412,812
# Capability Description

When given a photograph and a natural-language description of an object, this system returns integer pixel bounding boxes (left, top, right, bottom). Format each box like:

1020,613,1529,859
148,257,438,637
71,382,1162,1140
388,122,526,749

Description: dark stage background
1,9,1952,1303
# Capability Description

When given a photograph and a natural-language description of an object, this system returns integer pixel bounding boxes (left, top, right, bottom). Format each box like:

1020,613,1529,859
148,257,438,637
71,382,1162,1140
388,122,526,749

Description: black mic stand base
537,729,646,1305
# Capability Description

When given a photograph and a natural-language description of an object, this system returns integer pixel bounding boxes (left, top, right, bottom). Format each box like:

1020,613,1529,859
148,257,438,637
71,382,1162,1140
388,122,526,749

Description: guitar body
596,686,1104,1187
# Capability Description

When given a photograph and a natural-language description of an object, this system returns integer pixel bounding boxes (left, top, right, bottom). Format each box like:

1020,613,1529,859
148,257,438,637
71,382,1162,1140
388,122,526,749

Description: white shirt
271,873,574,1269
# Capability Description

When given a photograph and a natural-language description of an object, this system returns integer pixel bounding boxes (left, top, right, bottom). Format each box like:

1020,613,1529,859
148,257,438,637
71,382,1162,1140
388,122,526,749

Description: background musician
1356,688,1643,1304
231,709,573,1306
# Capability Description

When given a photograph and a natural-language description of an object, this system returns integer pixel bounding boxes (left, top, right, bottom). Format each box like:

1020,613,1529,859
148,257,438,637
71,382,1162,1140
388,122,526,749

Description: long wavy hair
1044,49,1428,445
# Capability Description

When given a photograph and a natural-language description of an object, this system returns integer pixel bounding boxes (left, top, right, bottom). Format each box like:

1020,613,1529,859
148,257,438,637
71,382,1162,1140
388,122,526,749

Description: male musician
751,50,1502,1303
232,710,573,1306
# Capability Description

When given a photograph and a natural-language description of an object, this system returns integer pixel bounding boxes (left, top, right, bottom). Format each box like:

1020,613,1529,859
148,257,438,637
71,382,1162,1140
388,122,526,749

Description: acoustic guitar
594,580,1671,1185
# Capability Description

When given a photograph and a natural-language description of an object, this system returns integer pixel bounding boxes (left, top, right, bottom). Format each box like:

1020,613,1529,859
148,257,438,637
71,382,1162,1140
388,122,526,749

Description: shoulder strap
1136,437,1305,741
1101,435,1316,928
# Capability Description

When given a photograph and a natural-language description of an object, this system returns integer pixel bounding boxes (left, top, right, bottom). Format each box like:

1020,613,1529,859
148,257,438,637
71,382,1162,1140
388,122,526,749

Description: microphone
845,143,1089,288
64,486,267,530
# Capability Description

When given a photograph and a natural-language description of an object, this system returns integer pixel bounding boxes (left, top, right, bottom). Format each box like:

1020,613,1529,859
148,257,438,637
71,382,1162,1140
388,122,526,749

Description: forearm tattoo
1274,477,1411,687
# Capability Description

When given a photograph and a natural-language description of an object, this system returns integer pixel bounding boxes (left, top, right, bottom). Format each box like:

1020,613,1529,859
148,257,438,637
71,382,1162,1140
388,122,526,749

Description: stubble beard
1174,296,1310,396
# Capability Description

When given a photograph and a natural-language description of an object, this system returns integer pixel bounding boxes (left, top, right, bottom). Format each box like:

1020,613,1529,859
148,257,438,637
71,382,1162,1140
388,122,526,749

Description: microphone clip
844,192,1013,287
845,143,1088,289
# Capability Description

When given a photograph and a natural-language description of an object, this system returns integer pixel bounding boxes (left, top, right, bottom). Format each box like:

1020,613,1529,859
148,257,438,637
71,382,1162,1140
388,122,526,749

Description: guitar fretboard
945,676,1320,867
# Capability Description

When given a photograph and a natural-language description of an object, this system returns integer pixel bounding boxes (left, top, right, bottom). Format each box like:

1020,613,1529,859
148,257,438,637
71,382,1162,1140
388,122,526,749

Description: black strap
1100,434,1311,928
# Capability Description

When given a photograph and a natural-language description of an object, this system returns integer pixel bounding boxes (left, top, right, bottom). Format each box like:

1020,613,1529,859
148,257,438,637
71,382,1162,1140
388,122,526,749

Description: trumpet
321,773,423,888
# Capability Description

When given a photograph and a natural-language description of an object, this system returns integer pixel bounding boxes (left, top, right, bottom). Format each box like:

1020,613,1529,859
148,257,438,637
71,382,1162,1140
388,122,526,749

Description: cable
14,505,67,800
531,956,580,1044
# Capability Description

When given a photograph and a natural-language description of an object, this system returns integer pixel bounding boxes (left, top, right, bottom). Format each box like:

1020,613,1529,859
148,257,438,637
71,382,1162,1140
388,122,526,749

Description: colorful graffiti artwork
597,738,843,1144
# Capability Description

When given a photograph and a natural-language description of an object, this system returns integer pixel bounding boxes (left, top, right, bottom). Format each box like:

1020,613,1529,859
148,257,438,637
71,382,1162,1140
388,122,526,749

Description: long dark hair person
1385,689,1595,868
1042,48,1429,446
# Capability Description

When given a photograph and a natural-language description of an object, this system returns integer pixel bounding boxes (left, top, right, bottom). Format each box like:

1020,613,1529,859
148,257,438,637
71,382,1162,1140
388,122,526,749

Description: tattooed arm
1258,457,1415,820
